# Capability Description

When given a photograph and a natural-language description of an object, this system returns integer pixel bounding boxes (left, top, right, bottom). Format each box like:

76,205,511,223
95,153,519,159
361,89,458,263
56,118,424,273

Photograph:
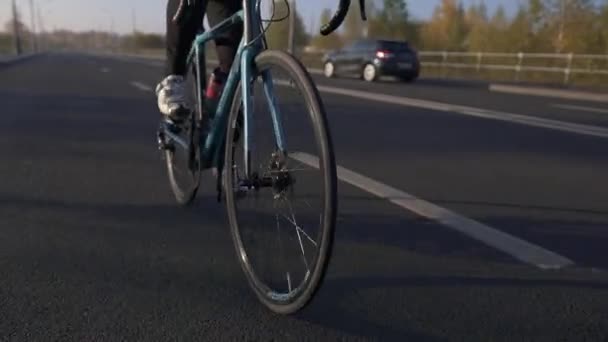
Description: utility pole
37,5,45,50
12,0,23,55
110,16,116,52
287,0,295,54
132,8,138,52
29,0,38,52
309,16,314,37
132,8,138,35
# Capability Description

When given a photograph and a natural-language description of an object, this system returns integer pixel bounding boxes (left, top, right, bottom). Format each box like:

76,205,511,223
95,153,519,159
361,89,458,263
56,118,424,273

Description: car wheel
362,64,377,82
324,61,336,78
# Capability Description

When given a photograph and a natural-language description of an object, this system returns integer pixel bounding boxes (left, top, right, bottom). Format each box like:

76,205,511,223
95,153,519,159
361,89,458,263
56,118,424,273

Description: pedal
157,129,174,152
163,118,183,134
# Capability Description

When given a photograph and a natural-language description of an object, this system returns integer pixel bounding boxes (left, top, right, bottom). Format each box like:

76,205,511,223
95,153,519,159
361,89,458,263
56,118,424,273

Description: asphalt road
1,52,607,341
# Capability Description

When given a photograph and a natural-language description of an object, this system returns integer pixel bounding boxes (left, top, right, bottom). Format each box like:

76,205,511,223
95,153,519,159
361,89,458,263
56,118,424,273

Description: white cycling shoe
156,75,190,121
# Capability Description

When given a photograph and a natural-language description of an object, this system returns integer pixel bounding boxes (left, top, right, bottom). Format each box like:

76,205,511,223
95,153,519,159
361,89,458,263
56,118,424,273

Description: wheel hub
269,152,294,197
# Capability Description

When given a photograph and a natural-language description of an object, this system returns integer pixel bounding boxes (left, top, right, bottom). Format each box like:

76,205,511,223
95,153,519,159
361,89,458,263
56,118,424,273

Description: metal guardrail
418,51,608,84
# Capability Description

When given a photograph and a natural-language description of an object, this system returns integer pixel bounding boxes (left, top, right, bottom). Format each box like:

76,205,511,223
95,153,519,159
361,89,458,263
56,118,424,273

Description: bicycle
157,0,366,314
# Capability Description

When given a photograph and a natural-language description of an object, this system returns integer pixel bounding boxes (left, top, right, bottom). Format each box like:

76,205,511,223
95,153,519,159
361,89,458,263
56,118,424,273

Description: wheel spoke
280,198,318,248
300,198,315,211
278,211,311,273
287,158,316,172
270,167,311,173
274,201,288,287
286,201,311,271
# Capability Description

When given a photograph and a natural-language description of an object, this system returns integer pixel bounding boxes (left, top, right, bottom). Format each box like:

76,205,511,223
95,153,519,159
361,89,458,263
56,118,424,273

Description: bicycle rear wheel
160,63,202,205
224,50,337,314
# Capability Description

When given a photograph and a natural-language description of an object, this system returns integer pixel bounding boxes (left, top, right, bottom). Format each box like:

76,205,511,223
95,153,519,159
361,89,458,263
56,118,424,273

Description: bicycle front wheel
224,51,337,314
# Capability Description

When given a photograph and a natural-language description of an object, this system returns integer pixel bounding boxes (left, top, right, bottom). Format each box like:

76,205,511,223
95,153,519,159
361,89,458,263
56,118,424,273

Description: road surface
1,53,607,341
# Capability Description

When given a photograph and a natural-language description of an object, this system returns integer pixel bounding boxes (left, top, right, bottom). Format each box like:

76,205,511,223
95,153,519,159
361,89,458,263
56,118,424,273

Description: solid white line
290,152,575,270
490,84,608,104
130,81,153,92
119,55,608,139
553,103,608,115
0,53,36,64
315,84,608,139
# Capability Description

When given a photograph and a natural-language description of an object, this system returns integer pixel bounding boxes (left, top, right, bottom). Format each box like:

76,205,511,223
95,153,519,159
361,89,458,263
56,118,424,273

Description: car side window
343,43,356,52
363,41,374,52
353,41,366,52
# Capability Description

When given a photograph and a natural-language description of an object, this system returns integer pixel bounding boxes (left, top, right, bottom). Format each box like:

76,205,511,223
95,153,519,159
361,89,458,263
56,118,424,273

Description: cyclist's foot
156,75,190,122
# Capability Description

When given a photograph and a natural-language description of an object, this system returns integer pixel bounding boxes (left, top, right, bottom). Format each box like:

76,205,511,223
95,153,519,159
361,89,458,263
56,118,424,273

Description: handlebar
320,0,367,36
174,0,366,35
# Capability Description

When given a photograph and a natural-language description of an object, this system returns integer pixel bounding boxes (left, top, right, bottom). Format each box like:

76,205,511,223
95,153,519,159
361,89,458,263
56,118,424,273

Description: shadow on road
297,272,608,339
300,294,447,341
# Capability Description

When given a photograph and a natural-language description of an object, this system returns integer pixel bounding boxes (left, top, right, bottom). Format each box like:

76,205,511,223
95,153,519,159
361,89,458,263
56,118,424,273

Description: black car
322,39,420,82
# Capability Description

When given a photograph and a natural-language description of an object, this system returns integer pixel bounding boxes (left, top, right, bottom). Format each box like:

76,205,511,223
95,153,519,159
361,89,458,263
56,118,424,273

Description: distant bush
0,33,13,54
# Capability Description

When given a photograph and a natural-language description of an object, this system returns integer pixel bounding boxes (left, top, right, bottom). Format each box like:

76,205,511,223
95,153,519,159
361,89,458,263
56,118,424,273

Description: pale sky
1,0,521,34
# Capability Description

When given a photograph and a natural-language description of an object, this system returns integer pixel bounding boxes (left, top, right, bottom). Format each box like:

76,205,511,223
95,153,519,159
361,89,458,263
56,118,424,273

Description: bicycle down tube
180,0,286,177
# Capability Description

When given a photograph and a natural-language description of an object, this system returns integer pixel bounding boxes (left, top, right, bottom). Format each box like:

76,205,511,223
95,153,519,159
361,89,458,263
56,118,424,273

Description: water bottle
204,68,226,118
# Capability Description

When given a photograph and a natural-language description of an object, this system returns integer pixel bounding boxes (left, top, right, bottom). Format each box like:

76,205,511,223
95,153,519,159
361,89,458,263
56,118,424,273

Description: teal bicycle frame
175,0,287,178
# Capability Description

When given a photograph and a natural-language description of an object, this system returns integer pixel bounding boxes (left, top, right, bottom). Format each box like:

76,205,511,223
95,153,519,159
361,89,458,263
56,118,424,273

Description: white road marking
290,152,575,270
119,56,608,139
130,81,153,92
315,84,608,139
490,84,608,103
100,67,110,73
119,57,577,270
553,103,608,115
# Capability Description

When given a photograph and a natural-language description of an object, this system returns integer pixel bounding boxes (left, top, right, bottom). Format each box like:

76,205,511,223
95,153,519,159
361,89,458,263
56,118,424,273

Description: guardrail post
564,53,573,85
515,52,524,82
415,50,607,86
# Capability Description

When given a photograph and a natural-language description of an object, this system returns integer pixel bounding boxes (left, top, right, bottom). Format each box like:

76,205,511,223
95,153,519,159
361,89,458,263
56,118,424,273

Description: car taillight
376,50,394,59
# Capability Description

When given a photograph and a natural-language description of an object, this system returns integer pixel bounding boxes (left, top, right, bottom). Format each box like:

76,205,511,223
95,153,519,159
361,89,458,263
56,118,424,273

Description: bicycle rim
163,65,201,205
224,51,337,314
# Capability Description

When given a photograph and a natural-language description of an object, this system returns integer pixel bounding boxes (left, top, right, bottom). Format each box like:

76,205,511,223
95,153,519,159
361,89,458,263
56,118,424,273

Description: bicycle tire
223,50,337,314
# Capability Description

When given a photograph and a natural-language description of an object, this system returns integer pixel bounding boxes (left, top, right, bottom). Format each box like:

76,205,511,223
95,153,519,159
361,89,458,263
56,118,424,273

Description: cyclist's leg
165,0,207,77
159,0,207,118
207,0,243,73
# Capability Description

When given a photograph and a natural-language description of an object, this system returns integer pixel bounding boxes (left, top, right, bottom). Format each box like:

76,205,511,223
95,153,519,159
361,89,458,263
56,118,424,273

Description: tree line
1,16,165,53
309,0,608,54
3,0,608,55
1,9,165,53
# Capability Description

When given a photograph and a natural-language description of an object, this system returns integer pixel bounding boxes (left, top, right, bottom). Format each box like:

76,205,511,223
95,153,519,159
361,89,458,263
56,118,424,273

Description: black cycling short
166,0,242,76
